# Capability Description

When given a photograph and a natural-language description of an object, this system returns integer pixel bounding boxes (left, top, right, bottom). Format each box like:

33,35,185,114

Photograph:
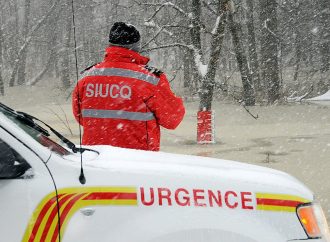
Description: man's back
72,46,185,151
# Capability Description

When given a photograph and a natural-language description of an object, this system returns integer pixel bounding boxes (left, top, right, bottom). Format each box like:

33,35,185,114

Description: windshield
0,105,71,156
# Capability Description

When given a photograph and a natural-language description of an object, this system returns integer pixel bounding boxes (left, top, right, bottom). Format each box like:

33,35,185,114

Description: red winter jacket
72,46,185,151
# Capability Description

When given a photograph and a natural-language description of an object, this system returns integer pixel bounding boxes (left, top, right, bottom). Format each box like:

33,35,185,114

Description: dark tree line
0,0,329,109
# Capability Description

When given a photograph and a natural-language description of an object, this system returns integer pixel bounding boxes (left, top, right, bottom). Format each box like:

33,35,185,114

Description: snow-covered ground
1,86,330,223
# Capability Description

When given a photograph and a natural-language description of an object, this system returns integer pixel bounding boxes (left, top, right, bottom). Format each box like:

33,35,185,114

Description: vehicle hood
64,145,314,200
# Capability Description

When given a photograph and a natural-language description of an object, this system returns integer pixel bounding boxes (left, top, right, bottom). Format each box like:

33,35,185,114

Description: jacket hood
104,46,149,65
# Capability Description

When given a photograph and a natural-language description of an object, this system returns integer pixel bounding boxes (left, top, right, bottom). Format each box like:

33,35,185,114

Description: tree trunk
246,0,261,92
183,49,193,89
190,0,203,95
190,0,202,52
259,0,280,104
61,3,72,90
199,0,228,110
8,0,20,87
292,4,302,87
30,6,61,86
319,0,330,76
0,23,4,95
228,7,255,106
17,0,32,86
293,39,301,85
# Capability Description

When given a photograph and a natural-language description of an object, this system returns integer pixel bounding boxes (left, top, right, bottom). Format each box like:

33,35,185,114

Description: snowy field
1,86,330,223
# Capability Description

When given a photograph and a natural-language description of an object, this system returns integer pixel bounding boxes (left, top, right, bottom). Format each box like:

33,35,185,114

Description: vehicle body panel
46,149,311,242
0,126,55,242
0,108,329,242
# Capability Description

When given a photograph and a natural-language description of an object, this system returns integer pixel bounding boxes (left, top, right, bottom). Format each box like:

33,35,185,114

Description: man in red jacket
72,22,185,151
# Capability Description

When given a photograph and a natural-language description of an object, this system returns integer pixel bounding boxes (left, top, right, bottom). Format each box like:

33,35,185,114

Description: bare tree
16,0,32,86
8,0,21,87
60,1,72,90
0,8,4,95
291,1,303,86
228,3,255,106
259,0,280,104
198,0,229,110
8,0,60,88
30,4,61,86
0,0,327,104
318,0,330,80
138,0,230,110
245,0,261,92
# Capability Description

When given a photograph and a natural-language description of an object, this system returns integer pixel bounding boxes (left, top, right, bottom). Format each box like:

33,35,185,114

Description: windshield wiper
16,111,98,154
0,103,50,136
0,102,96,154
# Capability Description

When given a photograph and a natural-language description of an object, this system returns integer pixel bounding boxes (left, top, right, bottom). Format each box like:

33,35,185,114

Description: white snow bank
306,90,330,101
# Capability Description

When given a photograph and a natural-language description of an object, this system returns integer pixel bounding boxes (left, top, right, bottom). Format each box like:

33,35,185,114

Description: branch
211,14,223,35
136,1,189,20
162,2,188,17
142,25,166,49
144,21,174,37
46,106,73,136
27,0,60,42
143,22,190,46
241,104,259,119
169,66,182,83
263,19,283,43
202,0,217,15
141,43,194,53
216,83,259,120
298,85,314,102
29,55,54,85
145,4,166,22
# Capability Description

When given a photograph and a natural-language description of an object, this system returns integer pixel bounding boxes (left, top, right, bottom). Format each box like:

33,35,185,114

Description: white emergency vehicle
0,102,329,242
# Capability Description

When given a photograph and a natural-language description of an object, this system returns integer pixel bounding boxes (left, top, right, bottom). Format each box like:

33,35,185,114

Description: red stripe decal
51,193,86,242
257,198,302,207
40,194,75,242
28,195,62,242
83,192,137,200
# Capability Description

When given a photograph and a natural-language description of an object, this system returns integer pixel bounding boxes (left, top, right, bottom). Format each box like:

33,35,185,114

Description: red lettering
225,191,238,209
241,192,254,210
208,190,222,207
158,188,172,206
175,188,190,206
193,189,206,207
140,187,154,206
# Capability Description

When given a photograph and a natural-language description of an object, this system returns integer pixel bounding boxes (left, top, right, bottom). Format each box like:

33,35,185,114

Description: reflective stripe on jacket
72,46,185,151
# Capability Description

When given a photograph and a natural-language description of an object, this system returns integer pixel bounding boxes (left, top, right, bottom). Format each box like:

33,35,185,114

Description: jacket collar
104,46,150,65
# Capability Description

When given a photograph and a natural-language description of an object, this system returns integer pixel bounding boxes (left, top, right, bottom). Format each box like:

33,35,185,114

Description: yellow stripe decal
22,187,138,242
256,192,311,213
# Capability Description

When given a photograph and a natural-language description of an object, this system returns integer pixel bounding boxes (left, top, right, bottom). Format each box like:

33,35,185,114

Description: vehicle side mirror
0,141,31,179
